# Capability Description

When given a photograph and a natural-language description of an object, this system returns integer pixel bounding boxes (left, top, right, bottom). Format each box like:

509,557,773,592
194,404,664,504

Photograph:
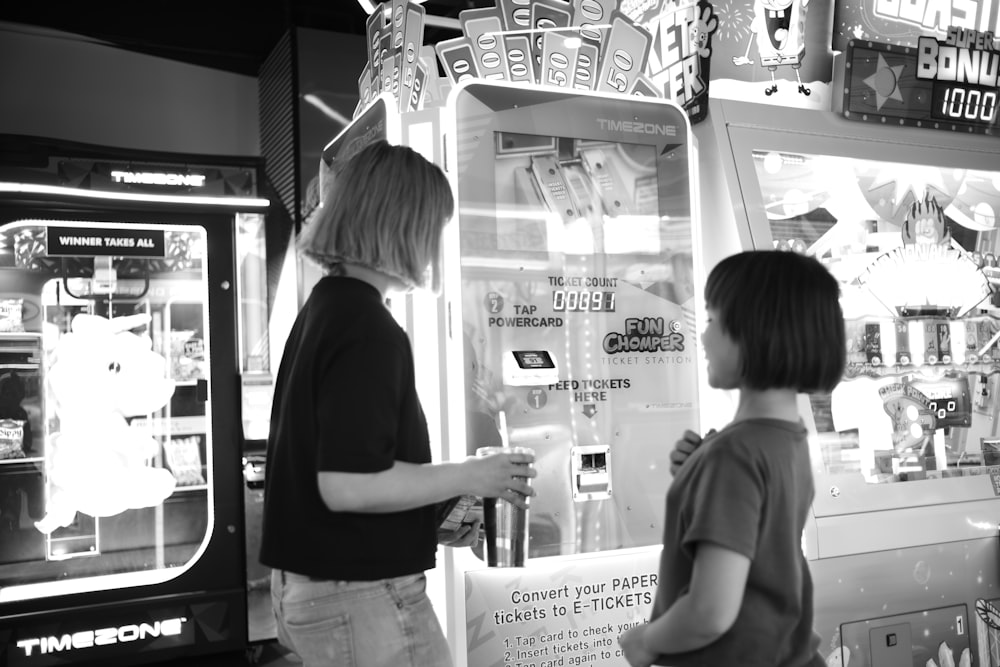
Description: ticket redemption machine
316,80,700,667
0,136,270,667
706,76,1000,664
432,81,700,667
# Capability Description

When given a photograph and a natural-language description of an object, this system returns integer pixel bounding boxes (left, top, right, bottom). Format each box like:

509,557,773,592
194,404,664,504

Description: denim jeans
271,569,454,667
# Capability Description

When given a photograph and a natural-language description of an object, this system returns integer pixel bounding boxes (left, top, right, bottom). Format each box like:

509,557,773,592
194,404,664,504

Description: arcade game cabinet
708,83,1000,666
0,135,269,667
440,80,701,667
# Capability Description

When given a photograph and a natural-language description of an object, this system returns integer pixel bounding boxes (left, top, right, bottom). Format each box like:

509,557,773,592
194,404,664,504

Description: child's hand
670,429,714,475
618,625,655,667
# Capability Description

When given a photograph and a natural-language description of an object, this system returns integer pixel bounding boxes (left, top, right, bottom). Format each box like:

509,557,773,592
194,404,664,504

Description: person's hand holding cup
473,446,535,568
469,446,535,507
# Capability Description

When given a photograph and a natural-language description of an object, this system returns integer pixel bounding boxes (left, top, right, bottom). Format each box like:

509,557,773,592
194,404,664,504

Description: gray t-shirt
651,418,825,667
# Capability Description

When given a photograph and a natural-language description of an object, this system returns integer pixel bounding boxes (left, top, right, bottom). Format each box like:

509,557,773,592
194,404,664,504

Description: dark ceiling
0,1,480,76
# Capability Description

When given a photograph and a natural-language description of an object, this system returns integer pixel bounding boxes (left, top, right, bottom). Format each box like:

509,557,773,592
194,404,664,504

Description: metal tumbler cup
476,445,534,567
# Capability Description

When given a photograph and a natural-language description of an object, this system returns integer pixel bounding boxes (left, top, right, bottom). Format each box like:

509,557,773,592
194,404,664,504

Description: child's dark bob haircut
704,250,846,394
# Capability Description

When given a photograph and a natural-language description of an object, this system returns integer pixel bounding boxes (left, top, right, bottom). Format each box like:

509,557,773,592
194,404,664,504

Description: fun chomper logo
603,316,685,353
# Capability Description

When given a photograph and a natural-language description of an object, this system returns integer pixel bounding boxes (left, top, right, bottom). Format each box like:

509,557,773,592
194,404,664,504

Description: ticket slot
571,445,612,501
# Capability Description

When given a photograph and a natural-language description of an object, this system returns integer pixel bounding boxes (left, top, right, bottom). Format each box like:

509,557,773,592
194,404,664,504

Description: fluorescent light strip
426,15,460,30
357,0,425,12
0,182,270,209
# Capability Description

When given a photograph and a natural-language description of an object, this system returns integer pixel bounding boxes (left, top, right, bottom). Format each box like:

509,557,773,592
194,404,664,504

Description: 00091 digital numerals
552,289,616,312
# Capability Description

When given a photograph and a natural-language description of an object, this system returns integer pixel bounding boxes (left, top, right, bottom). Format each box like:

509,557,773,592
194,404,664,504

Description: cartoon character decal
902,194,950,247
691,4,718,59
882,388,935,456
733,0,811,96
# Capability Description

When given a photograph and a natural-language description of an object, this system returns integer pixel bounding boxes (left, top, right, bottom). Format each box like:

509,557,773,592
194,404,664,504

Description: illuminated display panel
0,220,213,602
450,82,697,558
843,38,1000,135
931,83,999,124
490,131,662,258
511,350,555,370
552,289,616,312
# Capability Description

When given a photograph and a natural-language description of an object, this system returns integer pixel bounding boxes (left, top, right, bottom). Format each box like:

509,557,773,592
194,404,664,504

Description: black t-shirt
259,276,437,580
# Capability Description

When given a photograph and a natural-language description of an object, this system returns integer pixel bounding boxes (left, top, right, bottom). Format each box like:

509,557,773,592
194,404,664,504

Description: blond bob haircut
298,140,454,292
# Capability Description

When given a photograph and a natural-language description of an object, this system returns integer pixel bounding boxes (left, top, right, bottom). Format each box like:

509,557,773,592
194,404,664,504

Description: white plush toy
35,313,177,534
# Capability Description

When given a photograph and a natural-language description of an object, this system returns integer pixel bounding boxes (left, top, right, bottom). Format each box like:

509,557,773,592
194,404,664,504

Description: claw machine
706,65,1000,664
0,134,270,667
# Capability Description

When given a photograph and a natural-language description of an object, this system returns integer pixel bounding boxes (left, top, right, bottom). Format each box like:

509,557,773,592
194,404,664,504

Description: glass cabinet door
716,100,1000,544
448,85,698,557
0,220,214,600
745,150,1000,491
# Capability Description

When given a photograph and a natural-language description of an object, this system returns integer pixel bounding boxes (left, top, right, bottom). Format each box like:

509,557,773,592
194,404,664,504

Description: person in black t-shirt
261,140,536,667
618,250,845,667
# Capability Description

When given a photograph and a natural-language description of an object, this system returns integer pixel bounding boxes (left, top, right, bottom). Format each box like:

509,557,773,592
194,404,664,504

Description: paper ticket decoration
353,0,717,123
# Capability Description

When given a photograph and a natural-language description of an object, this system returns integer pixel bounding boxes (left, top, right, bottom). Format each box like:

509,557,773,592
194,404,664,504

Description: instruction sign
465,549,659,667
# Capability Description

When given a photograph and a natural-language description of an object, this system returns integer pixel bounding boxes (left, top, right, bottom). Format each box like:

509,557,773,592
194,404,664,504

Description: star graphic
863,53,905,110
863,163,949,220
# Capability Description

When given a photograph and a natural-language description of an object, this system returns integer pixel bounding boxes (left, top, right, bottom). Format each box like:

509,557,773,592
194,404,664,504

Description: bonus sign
917,28,1000,129
843,29,1000,135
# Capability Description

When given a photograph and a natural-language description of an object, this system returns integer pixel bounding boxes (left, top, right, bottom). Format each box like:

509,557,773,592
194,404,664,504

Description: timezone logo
16,617,187,656
596,118,677,136
110,171,205,187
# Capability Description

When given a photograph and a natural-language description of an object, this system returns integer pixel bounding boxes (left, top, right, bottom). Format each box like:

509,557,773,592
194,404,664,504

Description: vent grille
258,31,299,231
